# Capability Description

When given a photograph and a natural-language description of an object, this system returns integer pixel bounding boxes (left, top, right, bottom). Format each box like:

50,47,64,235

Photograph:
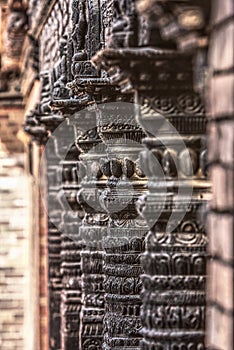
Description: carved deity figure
71,0,88,60
108,0,138,47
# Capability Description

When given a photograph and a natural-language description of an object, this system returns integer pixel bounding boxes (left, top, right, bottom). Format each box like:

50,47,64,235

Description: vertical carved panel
46,138,63,350
97,102,148,350
75,109,107,350
134,3,210,348
39,0,71,72
59,142,83,350
135,57,210,349
67,2,112,349
91,2,149,349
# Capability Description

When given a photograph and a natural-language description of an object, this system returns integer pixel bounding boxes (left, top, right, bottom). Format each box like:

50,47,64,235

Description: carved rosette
96,102,148,350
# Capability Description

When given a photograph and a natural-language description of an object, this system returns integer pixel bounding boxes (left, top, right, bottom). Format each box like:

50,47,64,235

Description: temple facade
0,0,233,349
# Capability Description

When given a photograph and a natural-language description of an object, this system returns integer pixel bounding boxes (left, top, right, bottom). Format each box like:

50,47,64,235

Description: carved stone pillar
65,2,113,349
76,113,107,349
46,140,63,350
137,86,210,349
92,1,211,348
90,2,149,348
58,141,83,350
96,102,148,350
134,3,211,349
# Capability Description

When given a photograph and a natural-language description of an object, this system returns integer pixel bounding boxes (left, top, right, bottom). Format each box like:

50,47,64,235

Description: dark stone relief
23,1,211,350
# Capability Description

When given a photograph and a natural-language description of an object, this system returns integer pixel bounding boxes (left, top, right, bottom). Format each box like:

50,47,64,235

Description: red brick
207,122,220,162
206,306,233,350
209,74,234,118
219,121,234,164
207,260,233,311
209,22,234,71
210,165,234,210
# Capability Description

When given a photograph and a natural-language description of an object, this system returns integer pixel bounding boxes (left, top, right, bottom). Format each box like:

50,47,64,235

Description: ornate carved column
64,1,113,349
135,2,210,349
46,140,63,350
24,66,67,348
75,109,107,350
95,102,148,350
136,72,210,349
49,116,82,350
91,2,150,349
92,1,211,349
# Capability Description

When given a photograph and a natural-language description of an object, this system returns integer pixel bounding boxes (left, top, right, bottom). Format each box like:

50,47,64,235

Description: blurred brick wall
38,146,49,350
206,0,234,348
0,144,32,350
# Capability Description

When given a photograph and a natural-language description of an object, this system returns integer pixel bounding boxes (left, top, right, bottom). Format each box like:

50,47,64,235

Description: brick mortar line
210,254,234,269
210,14,234,33
209,208,234,216
213,67,234,77
207,300,234,318
207,160,234,171
208,116,234,123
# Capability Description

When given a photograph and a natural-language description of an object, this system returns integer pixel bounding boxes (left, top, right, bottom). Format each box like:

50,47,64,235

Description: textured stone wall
206,0,234,348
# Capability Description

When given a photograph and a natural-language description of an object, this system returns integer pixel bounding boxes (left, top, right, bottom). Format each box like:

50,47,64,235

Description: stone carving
46,138,63,350
6,1,28,59
92,2,210,349
23,71,65,144
97,102,148,350
75,108,106,350
107,0,138,48
137,106,209,349
58,142,83,350
134,3,210,348
23,1,212,349
39,0,71,72
0,0,28,93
